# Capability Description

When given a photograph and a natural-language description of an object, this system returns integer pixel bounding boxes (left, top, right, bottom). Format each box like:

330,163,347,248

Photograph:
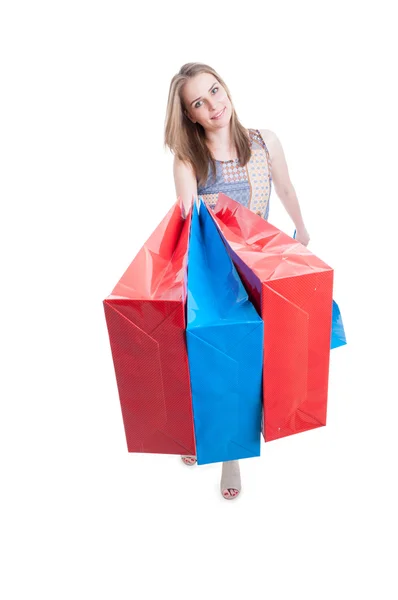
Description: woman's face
181,72,232,131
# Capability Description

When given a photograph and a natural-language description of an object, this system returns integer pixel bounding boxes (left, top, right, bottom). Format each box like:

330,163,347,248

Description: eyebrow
190,82,218,106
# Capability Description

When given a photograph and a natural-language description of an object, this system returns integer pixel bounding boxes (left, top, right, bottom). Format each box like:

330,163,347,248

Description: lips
211,107,226,120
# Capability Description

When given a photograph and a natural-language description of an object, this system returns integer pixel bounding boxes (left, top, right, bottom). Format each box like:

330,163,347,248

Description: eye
194,87,219,109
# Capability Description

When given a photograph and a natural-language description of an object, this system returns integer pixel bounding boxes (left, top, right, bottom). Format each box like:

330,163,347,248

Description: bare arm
261,129,310,245
173,156,198,218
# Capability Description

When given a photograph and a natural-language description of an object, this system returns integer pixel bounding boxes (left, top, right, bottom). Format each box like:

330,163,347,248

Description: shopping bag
207,193,334,443
103,200,196,455
330,300,346,349
293,230,347,349
186,199,264,465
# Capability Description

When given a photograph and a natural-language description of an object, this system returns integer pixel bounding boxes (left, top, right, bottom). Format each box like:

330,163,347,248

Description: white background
1,1,397,598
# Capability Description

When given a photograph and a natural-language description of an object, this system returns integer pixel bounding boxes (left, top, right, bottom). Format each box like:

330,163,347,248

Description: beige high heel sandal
220,460,241,500
181,455,197,466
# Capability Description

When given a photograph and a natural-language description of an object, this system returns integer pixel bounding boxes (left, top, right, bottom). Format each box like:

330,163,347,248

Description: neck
205,125,233,151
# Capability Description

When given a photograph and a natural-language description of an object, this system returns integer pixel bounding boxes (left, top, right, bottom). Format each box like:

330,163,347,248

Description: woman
164,62,310,500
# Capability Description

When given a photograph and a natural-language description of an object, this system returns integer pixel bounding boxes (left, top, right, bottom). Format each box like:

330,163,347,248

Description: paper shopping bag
207,193,334,443
103,200,196,455
186,199,264,465
330,300,346,349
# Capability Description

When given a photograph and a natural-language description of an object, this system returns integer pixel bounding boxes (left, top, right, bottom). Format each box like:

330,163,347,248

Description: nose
208,98,218,110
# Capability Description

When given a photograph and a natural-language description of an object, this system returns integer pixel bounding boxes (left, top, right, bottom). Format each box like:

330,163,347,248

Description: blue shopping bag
293,230,346,349
330,299,346,349
186,199,264,465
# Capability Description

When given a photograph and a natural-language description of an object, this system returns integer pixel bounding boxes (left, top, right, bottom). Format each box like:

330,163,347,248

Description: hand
295,225,310,247
180,199,192,219
181,196,197,219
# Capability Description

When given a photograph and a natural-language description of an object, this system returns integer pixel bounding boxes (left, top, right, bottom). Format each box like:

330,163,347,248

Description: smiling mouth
211,107,226,119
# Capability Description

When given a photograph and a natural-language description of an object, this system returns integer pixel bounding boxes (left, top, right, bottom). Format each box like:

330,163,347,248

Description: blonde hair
164,62,251,188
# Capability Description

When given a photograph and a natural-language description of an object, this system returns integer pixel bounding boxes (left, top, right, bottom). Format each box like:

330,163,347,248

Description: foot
220,460,241,500
181,455,197,466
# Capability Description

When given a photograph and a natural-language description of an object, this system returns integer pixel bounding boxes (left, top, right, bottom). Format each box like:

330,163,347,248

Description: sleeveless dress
197,128,273,220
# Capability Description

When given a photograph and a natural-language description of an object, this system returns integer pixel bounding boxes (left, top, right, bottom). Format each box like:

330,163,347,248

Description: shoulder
173,155,197,179
173,155,195,173
258,129,278,153
173,156,198,192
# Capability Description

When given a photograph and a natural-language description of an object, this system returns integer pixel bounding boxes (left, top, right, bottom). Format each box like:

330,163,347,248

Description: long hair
164,62,251,188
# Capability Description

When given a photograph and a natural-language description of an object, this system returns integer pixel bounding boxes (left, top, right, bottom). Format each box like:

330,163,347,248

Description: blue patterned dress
197,128,273,220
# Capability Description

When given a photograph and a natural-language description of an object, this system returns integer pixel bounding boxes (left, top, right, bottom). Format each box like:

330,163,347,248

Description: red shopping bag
209,193,334,442
103,200,196,455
